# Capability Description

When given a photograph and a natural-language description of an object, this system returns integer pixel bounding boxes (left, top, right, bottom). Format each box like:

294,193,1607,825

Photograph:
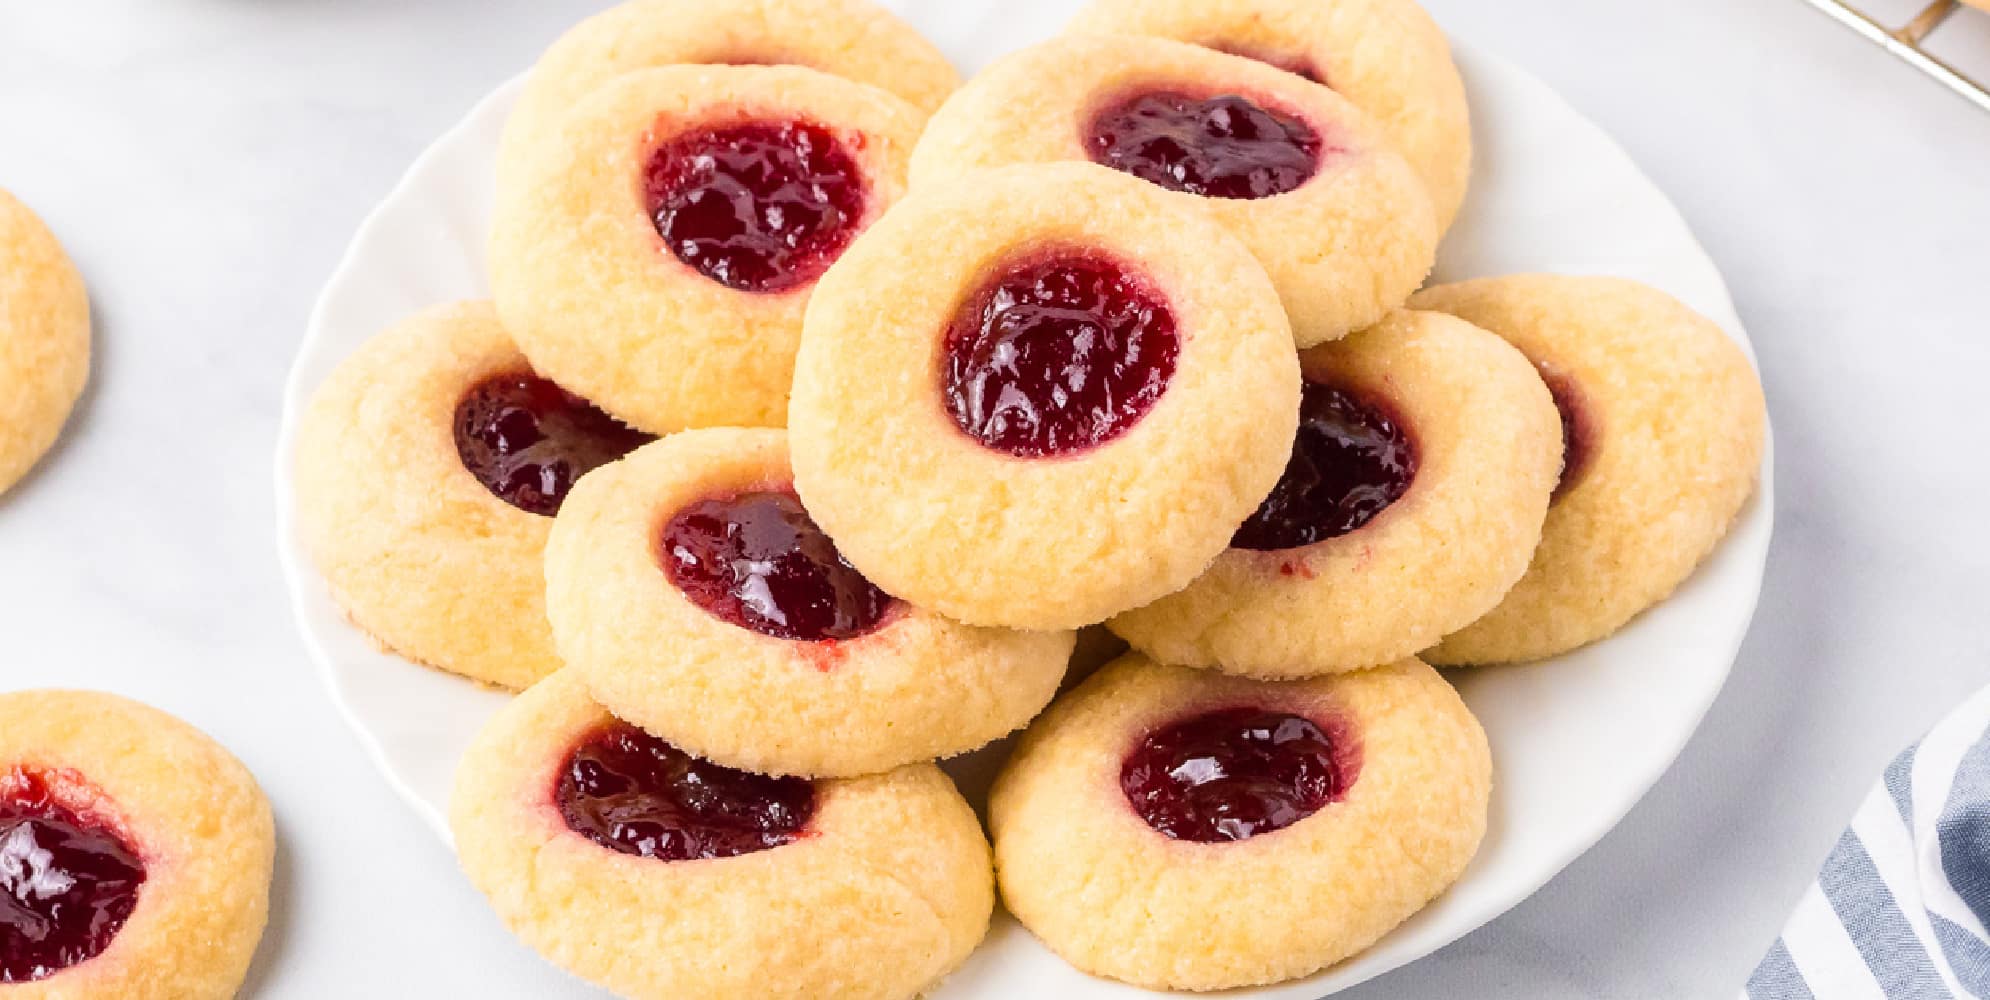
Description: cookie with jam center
545,428,1072,778
1109,309,1561,676
491,64,923,434
911,35,1438,346
1412,275,1767,665
788,162,1302,630
1066,0,1473,231
0,690,273,999
991,653,1488,990
294,301,651,689
450,670,992,1000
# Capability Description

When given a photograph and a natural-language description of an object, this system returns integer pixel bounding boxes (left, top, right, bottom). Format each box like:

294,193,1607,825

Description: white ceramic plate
274,4,1775,996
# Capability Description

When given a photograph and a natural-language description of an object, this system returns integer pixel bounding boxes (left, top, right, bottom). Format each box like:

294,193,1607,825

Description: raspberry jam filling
1232,381,1417,551
1539,368,1595,502
662,489,893,642
557,722,814,861
0,771,145,983
1085,90,1325,200
1121,707,1355,843
645,120,866,293
942,250,1179,458
455,373,652,517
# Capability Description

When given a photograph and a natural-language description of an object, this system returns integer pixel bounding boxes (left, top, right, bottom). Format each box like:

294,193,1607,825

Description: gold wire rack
1803,0,1990,111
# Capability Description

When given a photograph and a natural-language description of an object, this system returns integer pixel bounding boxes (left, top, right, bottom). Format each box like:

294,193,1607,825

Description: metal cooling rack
1803,0,1990,111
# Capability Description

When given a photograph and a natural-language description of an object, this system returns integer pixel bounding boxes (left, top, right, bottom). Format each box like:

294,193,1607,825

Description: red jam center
1540,368,1595,502
662,489,892,642
557,722,814,861
942,251,1179,458
0,772,145,983
645,120,866,293
1085,90,1324,200
454,373,652,517
1120,707,1353,843
1232,381,1417,551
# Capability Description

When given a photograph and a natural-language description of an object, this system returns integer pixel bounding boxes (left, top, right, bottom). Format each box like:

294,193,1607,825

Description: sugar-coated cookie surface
295,301,645,689
909,35,1437,345
491,64,922,433
789,162,1300,630
497,0,958,186
990,654,1489,991
0,190,90,497
1066,0,1472,231
1110,310,1560,676
1412,275,1766,664
0,690,273,998
450,671,992,1000
545,428,1072,777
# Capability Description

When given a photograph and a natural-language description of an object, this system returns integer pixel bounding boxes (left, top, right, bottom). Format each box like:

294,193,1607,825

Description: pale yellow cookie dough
450,670,992,1000
491,64,921,434
1412,275,1766,665
910,35,1437,346
1067,0,1472,230
0,190,90,497
991,654,1489,991
0,690,274,1000
1110,310,1560,676
789,162,1300,630
497,0,959,188
294,301,569,689
545,428,1072,778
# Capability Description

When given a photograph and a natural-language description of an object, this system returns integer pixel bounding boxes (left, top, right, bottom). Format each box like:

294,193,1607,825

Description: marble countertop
2,1,1985,996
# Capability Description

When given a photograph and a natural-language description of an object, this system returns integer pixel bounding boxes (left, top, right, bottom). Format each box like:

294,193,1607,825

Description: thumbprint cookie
450,670,992,1000
1109,310,1560,676
1066,0,1472,231
909,35,1437,345
0,690,274,998
1411,275,1767,664
0,190,89,497
497,0,959,187
544,428,1071,778
788,162,1301,630
294,301,650,689
490,64,922,434
990,654,1489,991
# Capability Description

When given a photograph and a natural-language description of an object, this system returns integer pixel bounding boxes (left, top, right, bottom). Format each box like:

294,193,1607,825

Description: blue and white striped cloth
1746,684,1990,998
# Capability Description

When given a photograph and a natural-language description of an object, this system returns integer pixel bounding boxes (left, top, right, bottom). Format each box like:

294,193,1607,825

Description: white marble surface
1,1,1985,996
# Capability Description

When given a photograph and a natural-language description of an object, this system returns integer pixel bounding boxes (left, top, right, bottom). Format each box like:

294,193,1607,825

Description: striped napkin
1745,684,1990,999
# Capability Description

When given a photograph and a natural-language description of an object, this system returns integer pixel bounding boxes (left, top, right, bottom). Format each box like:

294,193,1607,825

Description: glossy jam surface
662,490,892,642
645,121,866,293
943,251,1178,458
1540,368,1595,502
1232,381,1417,551
557,722,814,861
1120,707,1352,843
1085,90,1323,200
0,771,145,983
454,373,652,517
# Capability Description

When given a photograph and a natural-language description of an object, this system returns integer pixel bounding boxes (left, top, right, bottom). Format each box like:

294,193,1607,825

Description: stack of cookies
293,0,1767,995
